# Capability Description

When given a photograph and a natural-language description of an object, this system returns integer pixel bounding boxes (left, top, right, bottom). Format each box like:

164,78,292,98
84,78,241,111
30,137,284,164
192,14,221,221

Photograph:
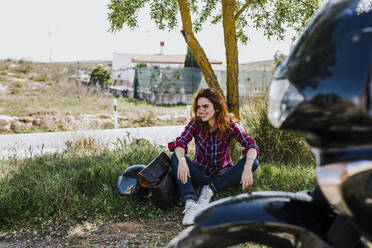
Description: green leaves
108,0,149,31
108,0,321,45
108,0,179,32
192,0,219,32
242,0,322,42
150,0,179,30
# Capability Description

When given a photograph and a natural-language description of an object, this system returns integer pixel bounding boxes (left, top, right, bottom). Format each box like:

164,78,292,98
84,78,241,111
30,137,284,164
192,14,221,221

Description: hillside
0,59,187,134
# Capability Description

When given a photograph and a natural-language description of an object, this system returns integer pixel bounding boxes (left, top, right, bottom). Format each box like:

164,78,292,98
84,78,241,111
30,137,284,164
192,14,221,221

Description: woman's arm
168,120,195,154
229,121,259,190
245,148,258,170
168,121,195,184
230,121,259,156
241,148,258,190
175,147,190,184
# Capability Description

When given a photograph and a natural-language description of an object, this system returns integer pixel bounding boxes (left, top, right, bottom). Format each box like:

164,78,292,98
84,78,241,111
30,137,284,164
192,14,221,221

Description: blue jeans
170,153,259,202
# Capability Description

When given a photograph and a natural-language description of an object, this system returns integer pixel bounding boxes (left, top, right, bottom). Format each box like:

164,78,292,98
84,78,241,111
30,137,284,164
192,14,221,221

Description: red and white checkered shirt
168,120,259,177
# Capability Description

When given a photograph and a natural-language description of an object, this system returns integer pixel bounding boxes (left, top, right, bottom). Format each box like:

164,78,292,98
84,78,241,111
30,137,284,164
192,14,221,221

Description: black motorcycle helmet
268,0,372,149
117,164,149,198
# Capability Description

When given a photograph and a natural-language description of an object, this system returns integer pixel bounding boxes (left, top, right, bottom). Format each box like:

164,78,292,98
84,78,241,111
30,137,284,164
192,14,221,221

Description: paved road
0,125,184,159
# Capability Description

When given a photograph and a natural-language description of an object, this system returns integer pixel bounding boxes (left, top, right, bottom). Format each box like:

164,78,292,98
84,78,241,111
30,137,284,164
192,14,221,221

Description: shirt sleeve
168,120,195,154
230,121,259,156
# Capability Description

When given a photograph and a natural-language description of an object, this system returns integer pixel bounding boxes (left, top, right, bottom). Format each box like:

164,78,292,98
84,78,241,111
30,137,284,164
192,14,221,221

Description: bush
89,64,112,88
242,96,315,165
184,47,199,68
14,60,35,74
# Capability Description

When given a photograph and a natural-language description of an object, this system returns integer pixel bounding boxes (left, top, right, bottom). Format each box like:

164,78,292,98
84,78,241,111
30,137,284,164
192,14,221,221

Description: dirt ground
0,219,184,248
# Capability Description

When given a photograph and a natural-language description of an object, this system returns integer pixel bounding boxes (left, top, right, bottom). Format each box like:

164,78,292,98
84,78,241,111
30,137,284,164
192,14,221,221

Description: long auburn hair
191,88,234,138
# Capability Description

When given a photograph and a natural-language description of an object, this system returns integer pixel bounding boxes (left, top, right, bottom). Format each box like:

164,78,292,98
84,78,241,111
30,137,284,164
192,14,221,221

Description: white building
112,52,223,87
239,59,274,72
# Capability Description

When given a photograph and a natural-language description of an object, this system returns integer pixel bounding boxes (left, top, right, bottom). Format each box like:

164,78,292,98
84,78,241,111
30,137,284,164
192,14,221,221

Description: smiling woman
168,88,259,226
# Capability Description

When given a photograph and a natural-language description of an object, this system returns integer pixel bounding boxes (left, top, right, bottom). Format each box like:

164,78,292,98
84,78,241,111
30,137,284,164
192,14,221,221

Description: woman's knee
171,152,177,161
252,158,259,172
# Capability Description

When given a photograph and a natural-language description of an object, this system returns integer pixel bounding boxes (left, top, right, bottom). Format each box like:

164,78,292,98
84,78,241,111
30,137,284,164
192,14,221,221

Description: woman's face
197,97,216,123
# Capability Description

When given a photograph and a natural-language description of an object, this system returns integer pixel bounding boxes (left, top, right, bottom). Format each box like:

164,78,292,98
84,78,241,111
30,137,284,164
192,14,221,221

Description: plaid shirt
168,120,259,177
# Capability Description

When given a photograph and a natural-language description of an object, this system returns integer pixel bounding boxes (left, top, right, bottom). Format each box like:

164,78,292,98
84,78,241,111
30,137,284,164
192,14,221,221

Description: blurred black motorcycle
167,0,372,247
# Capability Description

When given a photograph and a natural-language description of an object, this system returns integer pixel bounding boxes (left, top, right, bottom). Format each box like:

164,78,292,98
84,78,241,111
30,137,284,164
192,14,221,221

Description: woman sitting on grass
168,88,259,226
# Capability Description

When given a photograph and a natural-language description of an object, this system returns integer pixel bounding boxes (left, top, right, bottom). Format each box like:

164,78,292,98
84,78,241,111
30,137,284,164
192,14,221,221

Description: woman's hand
241,148,257,190
241,167,253,190
177,157,190,184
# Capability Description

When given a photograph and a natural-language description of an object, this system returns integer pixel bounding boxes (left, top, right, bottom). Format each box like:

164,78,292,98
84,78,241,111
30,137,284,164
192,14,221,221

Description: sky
0,0,295,65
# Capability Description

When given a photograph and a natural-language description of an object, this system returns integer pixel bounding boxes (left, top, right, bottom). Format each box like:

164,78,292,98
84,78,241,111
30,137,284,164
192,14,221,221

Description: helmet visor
117,176,138,196
268,79,304,128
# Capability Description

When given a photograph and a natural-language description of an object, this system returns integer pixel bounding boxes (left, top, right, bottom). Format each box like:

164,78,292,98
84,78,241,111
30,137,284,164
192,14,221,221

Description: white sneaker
198,185,214,209
182,201,202,226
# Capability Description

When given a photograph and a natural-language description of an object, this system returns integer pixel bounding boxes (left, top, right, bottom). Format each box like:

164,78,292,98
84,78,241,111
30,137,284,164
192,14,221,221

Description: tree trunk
177,0,223,95
222,0,240,121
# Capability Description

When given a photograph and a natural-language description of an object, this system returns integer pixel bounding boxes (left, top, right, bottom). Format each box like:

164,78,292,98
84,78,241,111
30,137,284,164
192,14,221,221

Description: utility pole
113,99,118,129
48,25,52,62
77,61,80,79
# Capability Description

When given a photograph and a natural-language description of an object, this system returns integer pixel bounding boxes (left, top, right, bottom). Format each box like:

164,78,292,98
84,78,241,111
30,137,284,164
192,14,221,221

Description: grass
0,139,316,247
0,139,165,228
0,139,316,228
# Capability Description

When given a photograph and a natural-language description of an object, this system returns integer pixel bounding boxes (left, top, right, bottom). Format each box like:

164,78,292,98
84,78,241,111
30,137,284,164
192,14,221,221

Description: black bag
138,152,179,210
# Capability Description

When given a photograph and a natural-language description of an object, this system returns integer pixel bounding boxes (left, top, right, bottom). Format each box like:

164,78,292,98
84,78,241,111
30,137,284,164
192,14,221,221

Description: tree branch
234,0,254,21
223,0,240,120
177,0,222,93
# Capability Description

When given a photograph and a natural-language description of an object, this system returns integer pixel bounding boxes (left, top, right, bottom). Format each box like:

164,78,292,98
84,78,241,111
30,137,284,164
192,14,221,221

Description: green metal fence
135,67,272,97
238,70,272,97
136,67,202,94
